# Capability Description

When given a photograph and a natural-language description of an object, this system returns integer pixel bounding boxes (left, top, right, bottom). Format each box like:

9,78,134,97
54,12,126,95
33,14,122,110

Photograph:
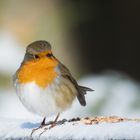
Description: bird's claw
31,118,68,138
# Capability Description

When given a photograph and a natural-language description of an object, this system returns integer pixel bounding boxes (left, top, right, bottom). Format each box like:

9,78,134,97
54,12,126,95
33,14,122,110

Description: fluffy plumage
14,40,93,117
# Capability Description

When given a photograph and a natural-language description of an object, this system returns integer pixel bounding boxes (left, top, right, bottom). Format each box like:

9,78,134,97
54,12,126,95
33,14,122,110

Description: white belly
14,77,76,117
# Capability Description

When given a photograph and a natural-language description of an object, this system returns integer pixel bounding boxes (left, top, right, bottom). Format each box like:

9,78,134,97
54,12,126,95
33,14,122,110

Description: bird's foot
31,120,58,138
30,117,47,138
30,123,45,137
39,121,58,137
39,118,67,138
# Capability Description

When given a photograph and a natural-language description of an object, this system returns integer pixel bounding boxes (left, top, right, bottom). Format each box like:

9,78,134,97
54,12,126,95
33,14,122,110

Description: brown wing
58,62,93,106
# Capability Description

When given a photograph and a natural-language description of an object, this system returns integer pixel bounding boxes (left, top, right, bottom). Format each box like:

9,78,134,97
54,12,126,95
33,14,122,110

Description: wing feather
58,62,93,106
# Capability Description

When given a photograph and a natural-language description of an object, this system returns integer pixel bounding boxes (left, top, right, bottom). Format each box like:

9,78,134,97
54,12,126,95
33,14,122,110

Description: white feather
14,76,76,117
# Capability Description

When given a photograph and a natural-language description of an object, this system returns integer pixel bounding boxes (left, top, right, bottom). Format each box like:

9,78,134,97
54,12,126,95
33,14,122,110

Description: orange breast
17,58,58,88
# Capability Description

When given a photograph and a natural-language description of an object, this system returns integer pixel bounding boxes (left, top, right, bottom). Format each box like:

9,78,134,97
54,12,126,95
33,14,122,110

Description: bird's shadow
20,122,40,129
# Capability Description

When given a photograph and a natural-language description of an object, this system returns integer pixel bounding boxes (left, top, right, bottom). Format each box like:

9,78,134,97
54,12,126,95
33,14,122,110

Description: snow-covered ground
0,117,140,140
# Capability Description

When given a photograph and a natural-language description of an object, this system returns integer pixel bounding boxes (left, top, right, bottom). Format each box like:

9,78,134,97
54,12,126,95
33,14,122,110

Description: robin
14,40,93,130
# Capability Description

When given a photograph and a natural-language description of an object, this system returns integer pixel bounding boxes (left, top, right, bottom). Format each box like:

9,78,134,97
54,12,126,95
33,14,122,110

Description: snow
0,31,24,75
77,72,140,117
0,117,140,139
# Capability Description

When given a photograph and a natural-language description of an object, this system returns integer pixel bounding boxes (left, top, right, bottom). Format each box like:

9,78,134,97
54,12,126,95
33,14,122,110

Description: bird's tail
77,85,94,106
79,86,94,94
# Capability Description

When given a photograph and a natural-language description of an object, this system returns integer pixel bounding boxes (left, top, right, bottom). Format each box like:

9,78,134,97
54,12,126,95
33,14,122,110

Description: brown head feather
26,40,51,54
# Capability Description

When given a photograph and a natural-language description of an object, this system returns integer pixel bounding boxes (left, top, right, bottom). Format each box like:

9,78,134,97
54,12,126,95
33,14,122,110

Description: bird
13,40,93,130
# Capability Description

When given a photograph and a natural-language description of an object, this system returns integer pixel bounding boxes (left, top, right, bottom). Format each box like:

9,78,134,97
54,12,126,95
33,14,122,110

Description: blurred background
0,0,140,120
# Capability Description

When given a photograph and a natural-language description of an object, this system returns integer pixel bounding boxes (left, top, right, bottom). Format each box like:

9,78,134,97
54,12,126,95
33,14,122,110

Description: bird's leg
49,112,60,129
41,117,46,126
39,113,60,138
30,117,46,137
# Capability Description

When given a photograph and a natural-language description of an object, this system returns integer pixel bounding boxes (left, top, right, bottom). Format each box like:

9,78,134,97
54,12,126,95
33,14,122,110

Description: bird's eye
46,53,53,58
34,55,39,59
